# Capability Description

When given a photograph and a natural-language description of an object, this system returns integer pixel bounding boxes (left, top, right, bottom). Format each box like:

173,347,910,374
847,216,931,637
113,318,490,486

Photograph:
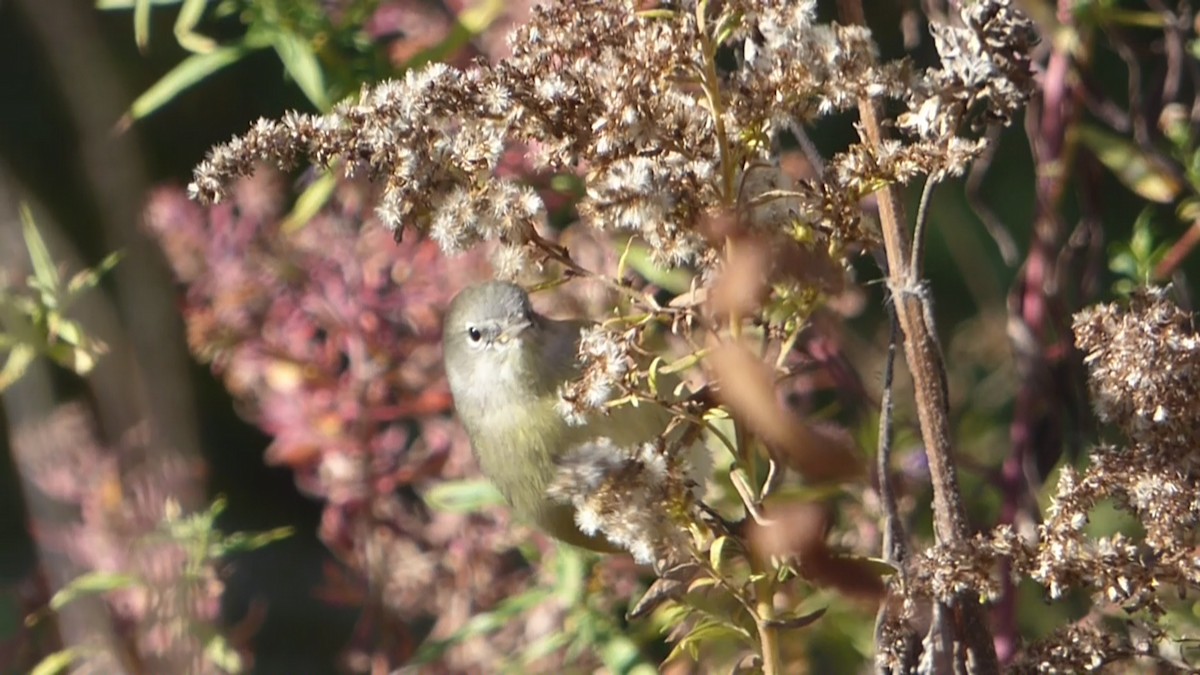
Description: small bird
442,281,672,551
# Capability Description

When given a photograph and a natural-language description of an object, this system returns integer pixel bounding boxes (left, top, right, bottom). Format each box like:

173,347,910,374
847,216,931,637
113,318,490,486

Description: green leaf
0,345,37,391
270,30,330,111
666,618,753,663
404,0,506,70
411,588,552,664
52,319,85,347
280,170,338,234
20,204,59,292
623,240,694,294
1078,124,1182,203
597,630,655,674
134,0,151,51
49,572,140,610
762,606,827,630
30,648,80,675
1178,196,1200,223
210,526,293,556
175,0,216,53
96,0,184,8
66,251,123,297
45,341,99,375
553,545,587,605
124,39,269,124
204,634,244,673
424,479,505,513
709,535,740,574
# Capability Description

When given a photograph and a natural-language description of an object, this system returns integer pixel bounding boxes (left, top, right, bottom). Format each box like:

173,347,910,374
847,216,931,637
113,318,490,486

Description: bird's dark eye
467,326,483,343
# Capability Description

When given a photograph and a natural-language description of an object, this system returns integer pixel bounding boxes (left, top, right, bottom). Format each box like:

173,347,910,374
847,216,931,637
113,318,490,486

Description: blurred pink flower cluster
9,403,218,673
144,171,557,668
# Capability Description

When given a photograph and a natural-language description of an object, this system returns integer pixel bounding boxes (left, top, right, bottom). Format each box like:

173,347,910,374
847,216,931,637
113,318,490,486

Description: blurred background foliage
1,0,1199,673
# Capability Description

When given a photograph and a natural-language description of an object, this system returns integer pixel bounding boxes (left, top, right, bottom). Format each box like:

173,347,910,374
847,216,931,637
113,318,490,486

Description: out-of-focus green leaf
424,479,505,513
204,635,244,673
96,0,183,8
175,0,216,53
597,631,656,675
270,29,330,111
134,0,151,51
0,344,36,391
123,38,271,125
45,340,99,375
30,648,80,675
20,205,59,293
1091,7,1167,27
214,526,294,555
709,535,740,574
49,572,140,610
1178,197,1200,223
66,251,123,297
763,606,827,630
411,588,553,664
666,618,753,663
1078,124,1182,203
280,170,338,234
624,240,694,294
404,0,506,69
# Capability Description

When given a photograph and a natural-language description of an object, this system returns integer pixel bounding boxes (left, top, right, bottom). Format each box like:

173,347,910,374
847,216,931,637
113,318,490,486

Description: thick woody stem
836,2,999,672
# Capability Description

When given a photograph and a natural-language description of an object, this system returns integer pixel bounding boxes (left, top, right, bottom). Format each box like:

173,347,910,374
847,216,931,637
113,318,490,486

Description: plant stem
754,575,781,675
836,0,999,670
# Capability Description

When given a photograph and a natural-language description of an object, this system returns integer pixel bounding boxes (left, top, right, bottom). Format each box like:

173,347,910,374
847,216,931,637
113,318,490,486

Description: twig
964,125,1019,265
837,0,999,668
873,292,921,674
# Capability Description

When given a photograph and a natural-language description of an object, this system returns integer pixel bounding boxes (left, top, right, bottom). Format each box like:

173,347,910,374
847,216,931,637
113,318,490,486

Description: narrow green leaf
20,204,59,292
0,345,37,391
134,0,151,51
66,251,123,296
762,606,827,630
30,648,80,675
404,0,505,69
1078,125,1182,203
1094,7,1167,27
647,356,664,396
210,526,293,556
175,0,217,53
125,41,267,123
709,535,741,574
96,0,183,8
424,479,505,513
49,572,140,610
280,170,338,234
623,240,694,294
270,30,329,111
52,319,84,347
204,634,244,672
597,631,654,674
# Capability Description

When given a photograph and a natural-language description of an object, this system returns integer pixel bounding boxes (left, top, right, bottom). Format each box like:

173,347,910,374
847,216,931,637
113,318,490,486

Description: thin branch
837,0,998,666
911,175,939,274
964,125,1019,265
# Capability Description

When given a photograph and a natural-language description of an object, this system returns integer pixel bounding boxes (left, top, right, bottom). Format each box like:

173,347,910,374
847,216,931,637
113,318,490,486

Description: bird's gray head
442,281,545,412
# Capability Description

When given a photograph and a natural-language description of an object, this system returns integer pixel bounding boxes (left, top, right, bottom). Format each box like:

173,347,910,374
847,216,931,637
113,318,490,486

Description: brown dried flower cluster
882,289,1200,671
189,0,1034,278
554,326,637,425
548,437,695,565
